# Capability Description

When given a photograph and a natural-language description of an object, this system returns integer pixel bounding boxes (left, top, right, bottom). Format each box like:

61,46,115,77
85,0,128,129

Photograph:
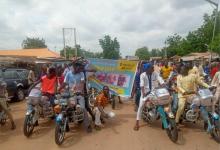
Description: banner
87,58,138,97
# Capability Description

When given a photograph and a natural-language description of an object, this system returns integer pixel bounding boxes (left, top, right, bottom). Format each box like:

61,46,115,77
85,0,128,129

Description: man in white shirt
134,63,164,131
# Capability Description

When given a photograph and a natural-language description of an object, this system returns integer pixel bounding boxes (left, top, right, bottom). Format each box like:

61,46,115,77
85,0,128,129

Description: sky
0,0,219,57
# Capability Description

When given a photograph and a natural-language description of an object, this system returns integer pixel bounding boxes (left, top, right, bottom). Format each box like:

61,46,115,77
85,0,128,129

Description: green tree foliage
135,47,150,60
211,33,220,54
60,45,103,59
99,35,120,59
165,10,220,57
22,37,47,49
150,48,162,57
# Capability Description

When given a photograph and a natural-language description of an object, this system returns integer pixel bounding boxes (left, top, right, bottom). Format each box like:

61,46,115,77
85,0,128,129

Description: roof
182,52,219,61
0,48,60,58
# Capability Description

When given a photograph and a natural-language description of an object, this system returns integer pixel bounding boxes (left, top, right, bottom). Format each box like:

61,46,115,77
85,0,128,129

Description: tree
135,47,150,60
150,48,162,57
60,45,103,59
99,35,120,59
164,11,220,57
22,37,47,49
210,33,220,54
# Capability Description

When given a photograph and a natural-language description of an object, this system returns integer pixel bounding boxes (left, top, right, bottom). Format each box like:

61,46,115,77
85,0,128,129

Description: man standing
161,62,172,81
28,65,35,86
0,79,16,130
134,63,165,131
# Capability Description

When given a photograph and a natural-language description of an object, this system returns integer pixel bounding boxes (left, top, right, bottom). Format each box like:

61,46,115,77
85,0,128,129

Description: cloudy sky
0,0,219,56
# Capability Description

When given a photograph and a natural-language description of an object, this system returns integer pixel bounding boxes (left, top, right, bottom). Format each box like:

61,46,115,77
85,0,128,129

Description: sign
87,58,138,97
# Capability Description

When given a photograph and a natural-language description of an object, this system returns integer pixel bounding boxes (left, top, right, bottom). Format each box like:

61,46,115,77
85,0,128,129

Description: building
125,56,139,60
181,52,219,61
0,48,60,58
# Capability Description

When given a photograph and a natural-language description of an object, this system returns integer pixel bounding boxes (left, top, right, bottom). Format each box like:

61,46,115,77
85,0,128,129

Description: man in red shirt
211,62,219,79
41,67,57,106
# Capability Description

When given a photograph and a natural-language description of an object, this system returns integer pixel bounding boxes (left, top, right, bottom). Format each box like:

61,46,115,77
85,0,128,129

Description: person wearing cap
0,79,16,130
134,63,165,131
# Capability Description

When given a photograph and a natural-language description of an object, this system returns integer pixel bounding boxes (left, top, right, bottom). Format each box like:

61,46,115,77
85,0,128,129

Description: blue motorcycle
142,88,178,143
54,91,84,145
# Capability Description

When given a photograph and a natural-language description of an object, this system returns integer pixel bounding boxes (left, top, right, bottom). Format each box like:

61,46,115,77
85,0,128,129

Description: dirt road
0,101,219,150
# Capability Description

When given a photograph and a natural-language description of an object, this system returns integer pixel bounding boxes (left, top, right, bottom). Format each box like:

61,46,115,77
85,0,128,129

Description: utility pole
62,28,66,59
205,0,219,61
74,28,77,57
62,27,77,59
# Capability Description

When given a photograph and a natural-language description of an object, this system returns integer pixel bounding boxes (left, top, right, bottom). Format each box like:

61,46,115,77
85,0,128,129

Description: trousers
175,96,186,123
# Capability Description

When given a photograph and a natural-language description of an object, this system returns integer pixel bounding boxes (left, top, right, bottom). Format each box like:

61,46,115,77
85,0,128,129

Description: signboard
87,58,138,97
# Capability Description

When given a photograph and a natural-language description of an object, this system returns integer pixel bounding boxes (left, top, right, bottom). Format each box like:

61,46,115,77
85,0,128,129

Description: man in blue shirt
60,62,92,133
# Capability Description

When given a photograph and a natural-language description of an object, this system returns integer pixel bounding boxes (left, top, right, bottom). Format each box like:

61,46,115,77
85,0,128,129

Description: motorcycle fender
56,114,63,123
157,106,169,129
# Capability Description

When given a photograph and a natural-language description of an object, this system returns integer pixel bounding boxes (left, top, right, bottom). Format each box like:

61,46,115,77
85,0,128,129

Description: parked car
0,68,29,101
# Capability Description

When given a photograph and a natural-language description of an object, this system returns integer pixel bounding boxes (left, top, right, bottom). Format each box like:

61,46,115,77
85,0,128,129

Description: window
3,70,18,79
0,70,2,78
17,70,28,79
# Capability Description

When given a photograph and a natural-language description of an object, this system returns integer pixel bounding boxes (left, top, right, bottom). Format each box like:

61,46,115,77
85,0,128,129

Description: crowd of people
132,59,220,130
1,57,220,135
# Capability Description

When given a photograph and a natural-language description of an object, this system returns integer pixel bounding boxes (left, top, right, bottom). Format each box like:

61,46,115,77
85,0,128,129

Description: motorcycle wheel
166,118,178,143
211,119,220,143
55,123,65,145
23,115,35,137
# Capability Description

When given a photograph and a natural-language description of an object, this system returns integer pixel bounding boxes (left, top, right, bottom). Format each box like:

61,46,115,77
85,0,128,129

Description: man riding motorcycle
175,64,211,126
0,79,16,130
59,61,92,133
41,67,57,106
134,63,172,131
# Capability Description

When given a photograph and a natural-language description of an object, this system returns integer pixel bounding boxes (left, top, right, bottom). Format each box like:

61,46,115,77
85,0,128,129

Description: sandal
133,125,139,131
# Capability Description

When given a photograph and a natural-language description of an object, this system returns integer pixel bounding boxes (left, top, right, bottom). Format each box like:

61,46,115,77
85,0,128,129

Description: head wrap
143,63,152,71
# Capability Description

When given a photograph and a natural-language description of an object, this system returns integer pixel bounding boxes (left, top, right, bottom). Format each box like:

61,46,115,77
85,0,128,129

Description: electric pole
74,28,77,57
62,28,66,59
62,27,77,59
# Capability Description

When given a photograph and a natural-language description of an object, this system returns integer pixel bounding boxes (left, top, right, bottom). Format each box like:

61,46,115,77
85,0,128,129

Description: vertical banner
87,58,138,97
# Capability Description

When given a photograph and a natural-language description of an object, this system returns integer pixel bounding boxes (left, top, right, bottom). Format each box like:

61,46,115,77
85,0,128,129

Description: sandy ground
0,100,220,150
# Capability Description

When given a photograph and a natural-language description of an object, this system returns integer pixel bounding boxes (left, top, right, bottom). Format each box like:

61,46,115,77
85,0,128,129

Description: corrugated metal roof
0,48,60,58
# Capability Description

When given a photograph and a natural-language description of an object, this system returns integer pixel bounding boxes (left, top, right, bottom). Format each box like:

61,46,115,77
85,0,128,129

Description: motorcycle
176,88,220,143
54,91,84,145
23,83,55,137
142,88,178,143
